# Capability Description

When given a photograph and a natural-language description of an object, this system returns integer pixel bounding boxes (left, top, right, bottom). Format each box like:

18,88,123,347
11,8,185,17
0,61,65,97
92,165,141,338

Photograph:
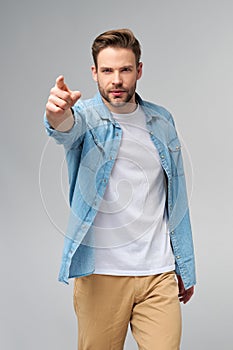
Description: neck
103,98,138,114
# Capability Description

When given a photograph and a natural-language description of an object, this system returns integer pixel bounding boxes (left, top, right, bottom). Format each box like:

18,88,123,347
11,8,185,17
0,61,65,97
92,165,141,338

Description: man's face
92,47,143,113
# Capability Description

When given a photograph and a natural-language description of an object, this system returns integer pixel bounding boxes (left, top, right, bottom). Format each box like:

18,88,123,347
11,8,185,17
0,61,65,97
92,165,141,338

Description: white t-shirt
93,105,175,275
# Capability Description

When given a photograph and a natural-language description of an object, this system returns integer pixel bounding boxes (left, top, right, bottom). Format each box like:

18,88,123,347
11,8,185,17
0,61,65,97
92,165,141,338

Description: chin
110,101,127,108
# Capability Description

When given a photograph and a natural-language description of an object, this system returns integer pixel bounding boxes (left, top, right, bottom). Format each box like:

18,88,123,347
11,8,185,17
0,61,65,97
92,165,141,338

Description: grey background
1,0,232,349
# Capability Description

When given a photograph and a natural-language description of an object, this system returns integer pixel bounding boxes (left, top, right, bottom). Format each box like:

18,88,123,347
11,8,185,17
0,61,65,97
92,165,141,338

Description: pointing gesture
46,76,81,131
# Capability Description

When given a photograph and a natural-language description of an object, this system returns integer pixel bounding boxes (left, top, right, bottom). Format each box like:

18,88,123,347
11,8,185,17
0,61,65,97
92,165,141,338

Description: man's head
92,28,141,69
91,29,143,113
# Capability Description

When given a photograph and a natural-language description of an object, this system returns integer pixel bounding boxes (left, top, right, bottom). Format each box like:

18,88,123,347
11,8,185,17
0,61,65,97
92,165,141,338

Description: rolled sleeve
43,106,86,150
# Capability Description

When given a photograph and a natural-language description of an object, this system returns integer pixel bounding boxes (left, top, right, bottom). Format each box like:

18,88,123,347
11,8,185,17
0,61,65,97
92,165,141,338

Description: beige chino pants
73,271,181,350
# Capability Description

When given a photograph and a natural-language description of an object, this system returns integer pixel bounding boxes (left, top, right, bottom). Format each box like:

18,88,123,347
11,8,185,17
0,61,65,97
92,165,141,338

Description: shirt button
161,154,165,158
116,132,119,136
103,179,107,183
176,256,181,259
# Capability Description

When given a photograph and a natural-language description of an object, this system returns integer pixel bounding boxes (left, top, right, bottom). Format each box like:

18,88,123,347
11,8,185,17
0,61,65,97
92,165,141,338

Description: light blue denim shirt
44,92,196,289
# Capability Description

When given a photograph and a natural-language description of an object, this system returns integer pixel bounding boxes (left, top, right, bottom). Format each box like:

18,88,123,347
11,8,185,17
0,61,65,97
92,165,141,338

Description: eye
102,68,112,73
121,67,132,72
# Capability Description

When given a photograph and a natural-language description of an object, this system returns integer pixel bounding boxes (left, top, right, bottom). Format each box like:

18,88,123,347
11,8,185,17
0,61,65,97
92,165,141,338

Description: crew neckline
111,104,140,119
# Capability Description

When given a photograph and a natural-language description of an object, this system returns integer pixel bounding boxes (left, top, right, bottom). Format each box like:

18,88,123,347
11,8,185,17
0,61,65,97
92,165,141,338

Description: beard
98,82,137,109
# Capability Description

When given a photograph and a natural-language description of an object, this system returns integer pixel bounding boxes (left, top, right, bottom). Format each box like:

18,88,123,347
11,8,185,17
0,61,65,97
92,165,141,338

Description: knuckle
60,99,68,109
63,91,72,104
50,86,56,95
48,95,53,103
46,101,52,111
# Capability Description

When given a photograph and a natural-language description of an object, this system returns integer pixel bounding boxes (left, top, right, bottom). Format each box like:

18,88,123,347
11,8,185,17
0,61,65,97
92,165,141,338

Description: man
45,28,196,350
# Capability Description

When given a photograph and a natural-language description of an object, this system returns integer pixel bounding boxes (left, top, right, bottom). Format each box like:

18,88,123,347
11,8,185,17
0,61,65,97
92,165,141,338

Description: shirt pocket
168,138,184,177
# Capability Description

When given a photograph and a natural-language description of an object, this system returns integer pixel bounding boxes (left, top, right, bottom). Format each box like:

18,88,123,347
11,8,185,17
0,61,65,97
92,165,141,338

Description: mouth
110,90,126,97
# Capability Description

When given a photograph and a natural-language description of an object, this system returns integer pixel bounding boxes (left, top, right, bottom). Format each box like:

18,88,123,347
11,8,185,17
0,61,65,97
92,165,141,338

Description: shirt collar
92,91,159,123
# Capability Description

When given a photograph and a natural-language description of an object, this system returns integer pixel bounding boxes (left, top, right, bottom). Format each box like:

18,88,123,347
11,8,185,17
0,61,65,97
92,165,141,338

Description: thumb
71,90,81,105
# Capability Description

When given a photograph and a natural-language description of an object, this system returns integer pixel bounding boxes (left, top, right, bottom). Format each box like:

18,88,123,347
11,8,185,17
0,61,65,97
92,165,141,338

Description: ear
137,62,143,80
91,65,98,82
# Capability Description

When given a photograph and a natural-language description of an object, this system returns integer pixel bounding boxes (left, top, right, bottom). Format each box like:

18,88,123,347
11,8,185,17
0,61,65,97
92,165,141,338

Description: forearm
46,108,74,132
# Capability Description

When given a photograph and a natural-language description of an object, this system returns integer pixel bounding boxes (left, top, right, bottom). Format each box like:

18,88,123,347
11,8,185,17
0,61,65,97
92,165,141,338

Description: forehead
97,47,136,67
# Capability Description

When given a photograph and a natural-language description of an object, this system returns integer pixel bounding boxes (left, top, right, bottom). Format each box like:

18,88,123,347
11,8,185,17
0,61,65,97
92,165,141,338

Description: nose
112,71,122,86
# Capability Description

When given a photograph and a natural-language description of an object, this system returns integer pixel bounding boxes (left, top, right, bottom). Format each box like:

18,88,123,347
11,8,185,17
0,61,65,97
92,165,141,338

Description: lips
110,90,126,97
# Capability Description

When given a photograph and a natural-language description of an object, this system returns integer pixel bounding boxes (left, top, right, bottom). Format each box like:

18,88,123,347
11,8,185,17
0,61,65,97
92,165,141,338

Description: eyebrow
100,65,134,70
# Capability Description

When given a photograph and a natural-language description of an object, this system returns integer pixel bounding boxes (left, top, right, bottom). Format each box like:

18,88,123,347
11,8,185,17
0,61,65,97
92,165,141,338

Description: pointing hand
46,76,81,131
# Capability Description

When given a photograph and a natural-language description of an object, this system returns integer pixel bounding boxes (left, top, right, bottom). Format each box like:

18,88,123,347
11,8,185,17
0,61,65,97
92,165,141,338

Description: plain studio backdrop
1,0,232,349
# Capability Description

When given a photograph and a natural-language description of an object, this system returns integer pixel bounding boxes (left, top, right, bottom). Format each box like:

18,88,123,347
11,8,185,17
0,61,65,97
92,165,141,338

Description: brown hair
92,28,141,68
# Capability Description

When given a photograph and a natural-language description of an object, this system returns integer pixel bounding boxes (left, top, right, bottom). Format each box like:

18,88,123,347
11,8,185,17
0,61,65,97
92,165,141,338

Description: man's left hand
177,275,194,304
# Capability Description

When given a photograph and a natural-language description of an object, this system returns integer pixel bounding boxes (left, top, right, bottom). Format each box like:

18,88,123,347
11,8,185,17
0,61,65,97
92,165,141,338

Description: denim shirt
44,92,196,290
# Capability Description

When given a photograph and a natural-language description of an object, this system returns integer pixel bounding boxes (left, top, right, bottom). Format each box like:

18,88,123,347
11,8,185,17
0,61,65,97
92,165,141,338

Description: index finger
56,75,69,92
